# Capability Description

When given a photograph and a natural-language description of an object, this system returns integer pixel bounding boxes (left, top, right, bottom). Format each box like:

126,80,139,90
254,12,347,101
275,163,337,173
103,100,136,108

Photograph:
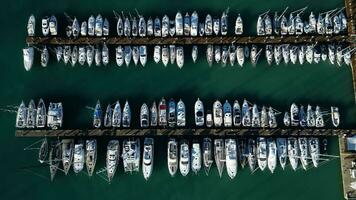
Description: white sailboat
88,15,95,36
112,100,121,127
225,139,237,179
205,14,213,35
276,138,287,170
203,138,213,175
288,137,299,171
106,140,120,182
309,137,320,168
122,100,131,128
331,106,340,127
298,137,308,170
257,137,267,171
162,15,169,37
162,45,169,67
267,138,277,173
139,46,147,67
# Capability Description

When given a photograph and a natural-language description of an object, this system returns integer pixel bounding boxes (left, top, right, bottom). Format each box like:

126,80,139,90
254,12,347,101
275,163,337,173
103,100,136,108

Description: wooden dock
15,128,353,137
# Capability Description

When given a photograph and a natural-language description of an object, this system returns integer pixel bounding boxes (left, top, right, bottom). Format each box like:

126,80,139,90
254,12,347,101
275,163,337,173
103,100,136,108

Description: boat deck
15,128,352,137
339,135,356,200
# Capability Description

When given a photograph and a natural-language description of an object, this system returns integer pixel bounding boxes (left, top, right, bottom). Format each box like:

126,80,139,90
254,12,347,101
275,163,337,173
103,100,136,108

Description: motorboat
26,100,36,128
104,104,113,128
276,138,287,170
159,98,167,127
225,139,237,179
251,104,260,128
153,45,161,63
179,140,190,176
282,44,290,64
213,100,223,127
102,44,109,66
112,101,121,128
195,98,204,126
214,46,221,63
162,45,169,67
191,142,201,174
169,45,176,65
257,137,267,171
299,137,309,170
132,17,138,37
290,46,298,64
264,14,272,35
55,46,63,63
122,100,131,128
117,15,123,36
103,18,109,36
95,15,103,36
27,15,35,36
213,18,220,35
242,99,251,127
150,101,158,127
169,20,175,36
168,99,176,128
313,45,321,64
177,99,186,127
205,14,213,35
203,138,213,175
229,45,236,66
86,139,97,176
306,45,314,64
38,138,48,163
124,45,132,66
284,112,290,127
139,16,147,37
299,105,307,128
265,45,273,65
167,138,178,176
78,46,86,65
309,12,317,33
176,46,184,68
295,14,303,35
309,137,320,168
41,46,49,67
147,17,153,36
142,138,154,180
287,137,299,171
175,12,183,36
307,105,316,127
63,46,71,65
47,102,63,129
199,22,205,36
268,107,277,128
191,11,198,36
72,18,80,38
73,141,85,174
71,46,78,66
41,16,49,36
162,15,169,37
184,12,191,36
257,16,265,36
23,47,34,71
124,17,131,36
247,138,257,172
88,15,95,36
206,45,214,66
221,10,228,35
49,15,57,35
315,106,324,128
298,45,306,65
331,106,340,127
116,46,124,67
36,99,46,128
122,139,140,173
267,138,277,173
223,100,232,127
61,139,74,175
233,100,241,127
214,139,225,177
154,17,161,37
49,141,61,181
235,14,243,35
280,15,288,35
192,46,198,63
106,140,120,182
290,103,299,126
132,46,139,66
139,45,147,67
236,45,244,67
250,45,259,66
93,100,102,128
221,46,228,66
94,46,101,66
244,45,250,59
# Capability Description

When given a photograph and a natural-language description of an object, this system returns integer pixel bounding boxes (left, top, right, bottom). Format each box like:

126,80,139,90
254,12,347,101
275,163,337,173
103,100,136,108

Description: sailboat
268,107,277,128
225,139,237,179
273,12,280,35
150,101,158,127
95,15,103,36
298,45,306,65
179,140,190,176
306,45,314,64
139,45,147,67
177,99,186,127
287,137,299,171
317,14,325,35
307,105,316,127
88,15,95,36
154,17,161,37
78,47,86,65
298,137,308,170
242,99,251,127
94,46,101,66
290,46,298,64
117,15,123,36
38,138,48,163
73,140,85,174
86,139,97,176
124,17,131,36
184,13,191,36
93,100,102,128
250,45,259,66
280,15,288,35
102,44,109,66
251,104,260,128
192,46,198,63
49,141,61,181
36,98,46,128
229,45,236,66
122,100,131,128
132,46,139,66
257,16,265,36
266,45,273,65
142,138,154,180
257,137,267,171
103,18,109,36
221,10,228,35
61,139,74,175
238,139,247,168
147,17,153,36
116,46,124,66
309,12,317,33
295,14,303,35
191,142,201,175
313,45,321,64
247,138,257,172
191,11,198,36
276,138,287,170
203,138,213,175
284,112,290,126
221,46,228,67
282,44,290,64
299,105,307,128
106,140,120,182
290,103,299,126
315,106,324,128
132,17,138,37
325,13,333,35
103,104,113,128
112,101,121,128
168,139,178,177
333,14,341,34
309,137,320,168
169,20,175,36
55,46,63,63
260,106,268,128
153,45,161,64
169,45,176,65
159,98,167,127
139,16,147,37
41,46,49,67
124,45,132,66
206,45,214,66
214,139,225,177
264,14,272,35
27,15,35,36
26,100,36,128
71,46,78,66
87,46,94,66
267,138,277,173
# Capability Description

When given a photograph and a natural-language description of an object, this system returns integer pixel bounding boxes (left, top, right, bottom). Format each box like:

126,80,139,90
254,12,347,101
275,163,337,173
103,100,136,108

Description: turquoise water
0,0,352,199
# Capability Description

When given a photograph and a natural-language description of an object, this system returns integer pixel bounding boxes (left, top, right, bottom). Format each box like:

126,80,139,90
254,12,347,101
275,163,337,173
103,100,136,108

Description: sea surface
0,0,353,199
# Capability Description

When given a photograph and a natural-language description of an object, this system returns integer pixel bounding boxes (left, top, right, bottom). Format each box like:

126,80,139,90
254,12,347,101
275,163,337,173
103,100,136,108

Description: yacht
154,17,161,37
112,101,121,128
266,45,273,65
150,102,158,127
299,105,307,128
251,104,260,128
180,140,190,176
36,98,46,128
73,141,85,174
242,99,251,127
16,101,27,128
236,45,244,67
229,45,236,66
223,100,232,127
102,44,109,66
124,45,132,66
132,46,139,66
78,46,86,65
116,46,124,67
117,16,123,36
233,100,241,126
307,105,316,127
213,100,223,127
288,137,299,171
38,138,48,163
47,102,63,129
27,15,35,36
49,141,61,181
299,137,308,170
298,45,306,65
72,18,80,38
295,14,303,35
247,138,257,172
93,100,102,128
214,46,221,63
49,15,57,36
122,139,140,173
191,11,198,36
267,138,277,173
206,45,214,66
309,12,317,33
192,46,198,63
103,18,109,36
55,46,63,63
142,138,154,180
162,15,169,37
276,138,287,170
235,14,243,35
124,17,131,36
162,46,169,67
132,17,138,37
282,44,290,64
106,140,120,182
41,16,49,36
169,20,175,36
139,16,147,37
26,100,36,128
168,99,176,128
315,106,324,128
94,46,101,66
95,15,103,36
88,15,95,36
103,104,113,128
306,45,314,64
257,16,265,36
309,137,320,168
214,139,225,177
140,103,149,128
167,139,178,177
205,14,213,35
41,46,49,67
169,45,176,65
177,99,186,127
191,142,201,174
290,46,298,64
213,18,220,35
195,98,205,126
331,106,340,127
87,46,94,66
147,17,153,36
122,101,131,128
203,138,213,175
225,139,237,179
280,15,288,35
257,137,267,171
264,14,272,35
86,139,97,176
159,98,167,127
175,12,183,36
61,139,74,175
153,45,161,64
221,10,228,35
284,112,290,127
139,45,147,67
206,110,213,128
184,13,191,36
290,103,299,126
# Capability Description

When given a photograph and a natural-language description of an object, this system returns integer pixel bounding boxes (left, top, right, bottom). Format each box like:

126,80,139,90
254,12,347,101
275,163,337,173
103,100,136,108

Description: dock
345,0,356,103
339,135,356,200
15,128,353,137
